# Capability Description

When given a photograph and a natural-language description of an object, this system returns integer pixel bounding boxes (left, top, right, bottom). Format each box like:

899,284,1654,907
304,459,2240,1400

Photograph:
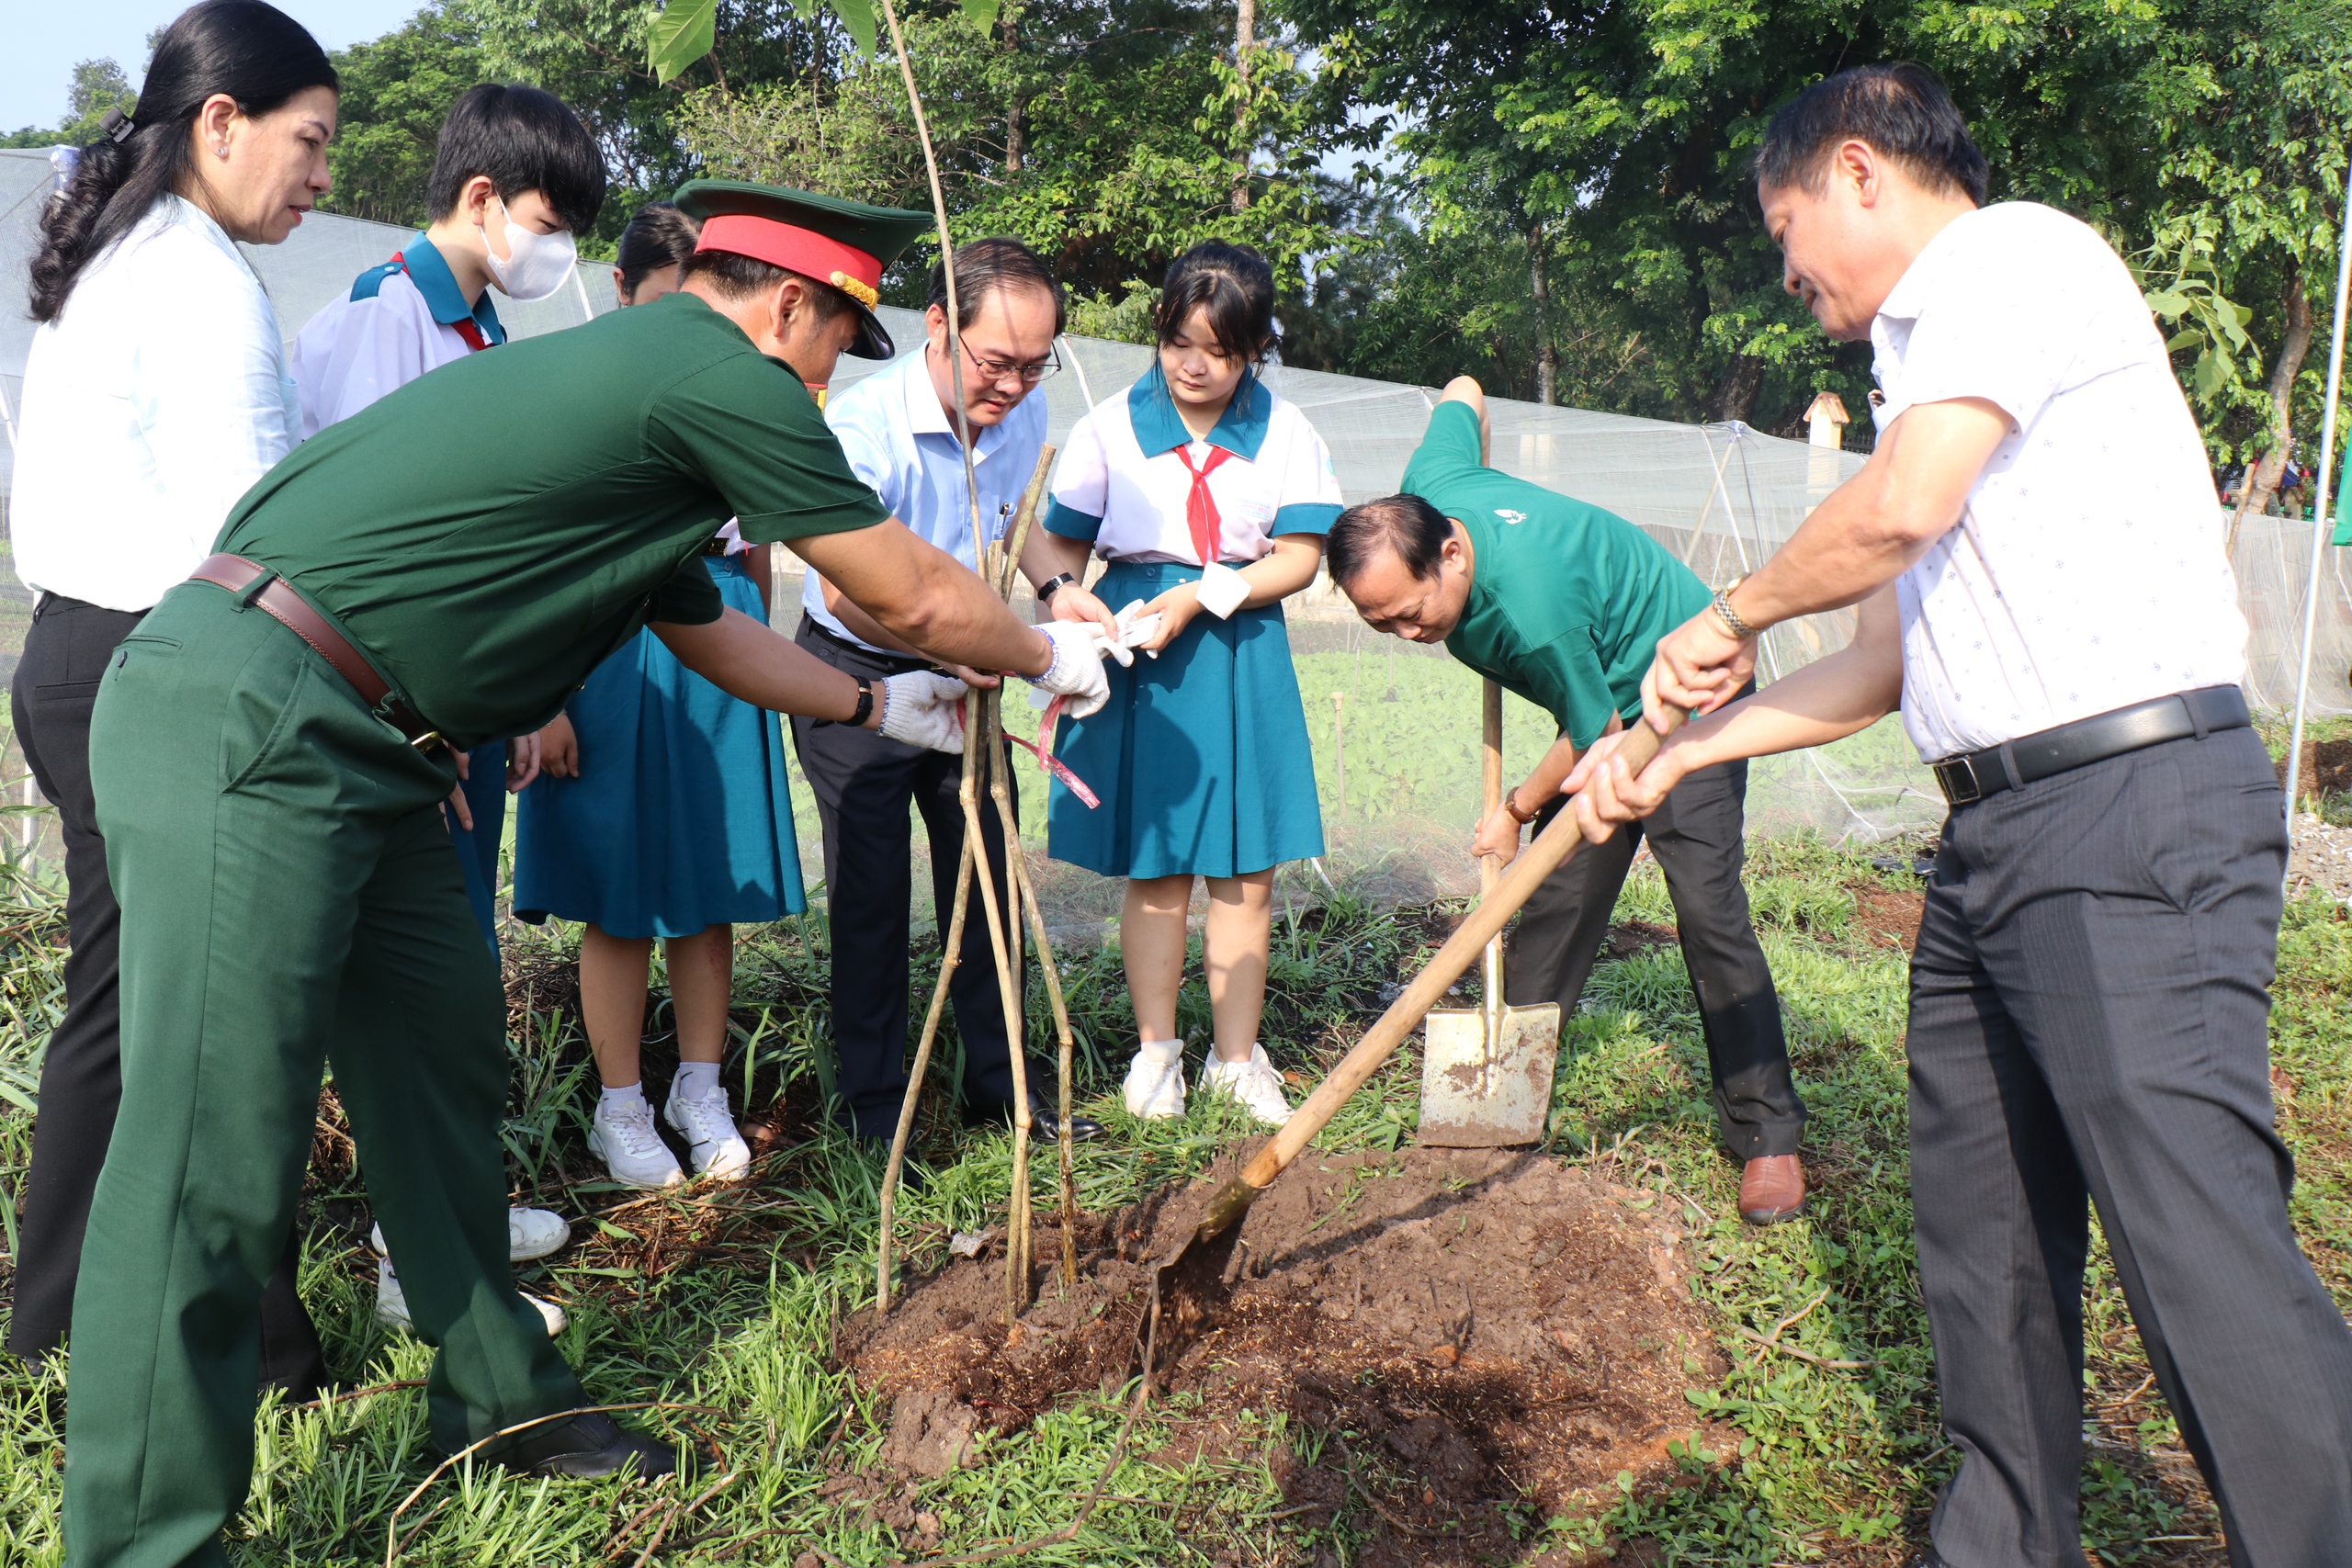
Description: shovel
1148,710,1681,1327
1418,680,1560,1147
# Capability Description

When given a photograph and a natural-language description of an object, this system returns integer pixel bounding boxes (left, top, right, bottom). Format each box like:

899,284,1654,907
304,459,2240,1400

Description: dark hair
1153,242,1278,362
1327,494,1453,590
680,248,850,325
615,201,700,300
425,83,605,235
1754,62,1988,207
28,1,335,323
927,237,1066,333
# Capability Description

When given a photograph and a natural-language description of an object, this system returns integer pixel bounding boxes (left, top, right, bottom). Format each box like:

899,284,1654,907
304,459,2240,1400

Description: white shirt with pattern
1871,201,2245,761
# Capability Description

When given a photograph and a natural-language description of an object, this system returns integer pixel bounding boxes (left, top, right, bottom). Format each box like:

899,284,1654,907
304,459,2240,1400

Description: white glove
1194,561,1251,619
1111,599,1165,660
877,671,969,754
1032,619,1113,720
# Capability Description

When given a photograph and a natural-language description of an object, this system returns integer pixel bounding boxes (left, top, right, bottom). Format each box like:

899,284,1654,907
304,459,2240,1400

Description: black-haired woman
7,0,335,1404
510,202,785,1190
1030,242,1342,1130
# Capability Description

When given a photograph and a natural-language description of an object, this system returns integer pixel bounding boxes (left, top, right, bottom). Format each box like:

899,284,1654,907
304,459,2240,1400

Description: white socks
604,1063,720,1111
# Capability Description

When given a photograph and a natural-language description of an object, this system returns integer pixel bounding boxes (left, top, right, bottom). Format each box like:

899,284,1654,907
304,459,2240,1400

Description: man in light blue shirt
794,237,1111,1145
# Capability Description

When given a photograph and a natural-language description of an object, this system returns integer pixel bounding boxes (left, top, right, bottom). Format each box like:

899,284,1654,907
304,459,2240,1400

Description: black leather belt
797,613,934,677
1930,685,2250,807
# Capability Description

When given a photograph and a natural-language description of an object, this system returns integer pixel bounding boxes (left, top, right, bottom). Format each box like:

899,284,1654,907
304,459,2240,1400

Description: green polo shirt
1404,401,1711,749
218,291,889,746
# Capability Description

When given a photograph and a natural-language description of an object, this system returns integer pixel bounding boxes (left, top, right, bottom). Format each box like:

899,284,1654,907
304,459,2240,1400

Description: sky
3,1,422,133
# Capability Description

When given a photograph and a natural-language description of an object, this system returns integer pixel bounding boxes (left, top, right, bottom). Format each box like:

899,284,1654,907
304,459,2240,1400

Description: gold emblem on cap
828,270,879,310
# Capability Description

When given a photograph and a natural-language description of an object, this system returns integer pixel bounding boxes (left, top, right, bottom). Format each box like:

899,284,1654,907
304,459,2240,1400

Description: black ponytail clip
99,107,135,144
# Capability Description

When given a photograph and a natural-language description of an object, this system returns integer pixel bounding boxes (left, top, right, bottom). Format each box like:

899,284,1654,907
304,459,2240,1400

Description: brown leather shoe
1739,1155,1806,1225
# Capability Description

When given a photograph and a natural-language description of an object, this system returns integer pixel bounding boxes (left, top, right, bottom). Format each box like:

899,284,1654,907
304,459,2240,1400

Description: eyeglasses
958,337,1060,387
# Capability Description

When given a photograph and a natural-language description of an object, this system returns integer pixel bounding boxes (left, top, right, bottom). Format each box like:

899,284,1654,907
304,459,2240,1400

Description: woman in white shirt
6,0,338,1393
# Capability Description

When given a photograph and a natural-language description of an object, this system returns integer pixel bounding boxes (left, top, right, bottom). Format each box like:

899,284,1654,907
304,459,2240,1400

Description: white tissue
1194,561,1250,619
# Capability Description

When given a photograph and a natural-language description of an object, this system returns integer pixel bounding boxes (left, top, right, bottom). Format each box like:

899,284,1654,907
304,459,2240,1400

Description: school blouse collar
1126,358,1272,461
400,235,507,346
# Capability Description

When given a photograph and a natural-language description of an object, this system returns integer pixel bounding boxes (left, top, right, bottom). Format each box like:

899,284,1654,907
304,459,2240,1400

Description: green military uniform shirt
1403,401,1712,749
218,291,891,747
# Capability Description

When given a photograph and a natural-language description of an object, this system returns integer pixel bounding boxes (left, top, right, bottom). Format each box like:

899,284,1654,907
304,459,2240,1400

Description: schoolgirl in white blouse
1031,243,1342,1129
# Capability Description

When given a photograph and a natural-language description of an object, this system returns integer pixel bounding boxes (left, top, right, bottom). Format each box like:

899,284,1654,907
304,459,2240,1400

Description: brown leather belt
187,552,442,747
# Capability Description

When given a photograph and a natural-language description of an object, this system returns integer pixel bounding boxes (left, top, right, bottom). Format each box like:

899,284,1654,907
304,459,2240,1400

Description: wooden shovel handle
1238,711,1679,1190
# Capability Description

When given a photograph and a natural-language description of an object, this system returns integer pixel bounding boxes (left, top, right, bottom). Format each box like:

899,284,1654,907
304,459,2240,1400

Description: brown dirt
2277,736,2352,802
1601,919,1680,963
1849,884,1926,954
842,1145,1731,1560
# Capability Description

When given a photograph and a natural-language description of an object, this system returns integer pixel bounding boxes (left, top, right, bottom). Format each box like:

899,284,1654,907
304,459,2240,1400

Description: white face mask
479,195,578,302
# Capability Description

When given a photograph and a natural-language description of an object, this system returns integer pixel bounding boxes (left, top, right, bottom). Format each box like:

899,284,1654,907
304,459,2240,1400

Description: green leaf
829,0,877,53
959,0,1001,26
647,0,718,85
2192,350,2226,401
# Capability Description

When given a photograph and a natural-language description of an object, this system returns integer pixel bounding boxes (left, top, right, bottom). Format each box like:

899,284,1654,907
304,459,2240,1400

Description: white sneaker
664,1085,752,1180
1199,1043,1293,1127
506,1206,571,1261
375,1257,566,1337
1122,1041,1187,1120
589,1095,685,1190
368,1209,571,1265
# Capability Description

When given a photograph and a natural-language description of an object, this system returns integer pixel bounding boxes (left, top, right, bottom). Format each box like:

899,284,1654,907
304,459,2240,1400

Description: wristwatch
1503,786,1538,826
849,680,875,728
1711,575,1758,641
1037,571,1079,603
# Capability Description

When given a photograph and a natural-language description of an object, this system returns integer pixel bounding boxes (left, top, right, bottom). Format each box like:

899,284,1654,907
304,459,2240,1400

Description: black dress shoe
489,1412,691,1480
1033,1109,1105,1144
963,1100,1104,1143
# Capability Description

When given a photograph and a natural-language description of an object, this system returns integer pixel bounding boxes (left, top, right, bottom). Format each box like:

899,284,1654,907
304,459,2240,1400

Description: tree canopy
11,0,2345,463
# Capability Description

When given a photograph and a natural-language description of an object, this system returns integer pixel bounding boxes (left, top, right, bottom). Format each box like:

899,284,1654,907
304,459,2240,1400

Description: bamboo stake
987,451,1082,1285
871,450,1055,1320
874,773,978,1316
875,0,985,563
956,709,1032,1322
983,699,1035,1303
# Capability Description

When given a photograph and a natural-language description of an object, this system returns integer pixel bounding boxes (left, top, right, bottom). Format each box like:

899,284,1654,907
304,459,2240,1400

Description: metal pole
2281,158,2352,872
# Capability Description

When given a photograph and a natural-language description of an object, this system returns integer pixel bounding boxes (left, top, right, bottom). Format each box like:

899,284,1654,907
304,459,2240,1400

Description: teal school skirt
513,554,806,938
1046,559,1325,880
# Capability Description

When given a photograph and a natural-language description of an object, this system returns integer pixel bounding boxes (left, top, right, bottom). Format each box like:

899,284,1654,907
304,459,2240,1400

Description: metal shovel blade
1417,997,1560,1146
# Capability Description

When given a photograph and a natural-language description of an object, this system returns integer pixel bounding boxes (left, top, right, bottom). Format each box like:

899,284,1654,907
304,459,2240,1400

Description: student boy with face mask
288,80,605,1339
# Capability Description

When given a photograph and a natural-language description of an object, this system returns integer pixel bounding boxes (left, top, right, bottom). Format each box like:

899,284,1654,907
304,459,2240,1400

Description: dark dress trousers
789,616,1023,1137
6,594,324,1393
1908,725,2352,1566
1508,749,1804,1159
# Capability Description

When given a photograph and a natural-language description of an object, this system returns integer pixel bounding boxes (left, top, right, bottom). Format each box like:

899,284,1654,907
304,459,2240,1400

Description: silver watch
1711,576,1758,640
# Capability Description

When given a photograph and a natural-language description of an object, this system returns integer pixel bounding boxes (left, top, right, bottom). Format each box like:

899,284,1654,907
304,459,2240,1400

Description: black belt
1930,685,2250,807
797,613,935,677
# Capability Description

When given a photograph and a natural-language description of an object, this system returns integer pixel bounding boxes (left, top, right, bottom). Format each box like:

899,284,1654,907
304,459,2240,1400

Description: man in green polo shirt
1325,376,1805,1219
64,183,1114,1568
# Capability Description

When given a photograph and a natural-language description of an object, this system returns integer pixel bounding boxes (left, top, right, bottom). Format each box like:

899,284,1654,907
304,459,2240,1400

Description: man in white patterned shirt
1573,63,2352,1568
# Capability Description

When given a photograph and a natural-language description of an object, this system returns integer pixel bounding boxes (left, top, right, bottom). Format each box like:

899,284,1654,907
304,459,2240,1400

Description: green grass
0,824,2338,1564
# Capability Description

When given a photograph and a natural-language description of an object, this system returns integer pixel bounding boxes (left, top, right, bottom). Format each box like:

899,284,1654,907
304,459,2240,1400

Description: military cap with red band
673,179,933,360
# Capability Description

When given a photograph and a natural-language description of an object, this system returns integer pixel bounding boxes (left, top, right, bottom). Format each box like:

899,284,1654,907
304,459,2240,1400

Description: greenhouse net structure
5,145,2346,927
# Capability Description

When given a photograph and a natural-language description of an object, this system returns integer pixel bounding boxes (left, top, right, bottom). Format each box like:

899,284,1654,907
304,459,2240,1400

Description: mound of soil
842,1145,1728,1556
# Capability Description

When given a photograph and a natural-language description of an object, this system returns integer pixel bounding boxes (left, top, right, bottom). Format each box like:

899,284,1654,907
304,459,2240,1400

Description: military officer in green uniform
1323,375,1807,1224
64,183,1114,1568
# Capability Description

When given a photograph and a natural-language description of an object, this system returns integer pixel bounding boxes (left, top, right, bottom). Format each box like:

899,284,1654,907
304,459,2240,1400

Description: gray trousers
1911,725,2352,1567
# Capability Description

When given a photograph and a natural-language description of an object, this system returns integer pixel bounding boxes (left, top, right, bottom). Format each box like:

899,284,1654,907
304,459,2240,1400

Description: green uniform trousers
65,582,582,1568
